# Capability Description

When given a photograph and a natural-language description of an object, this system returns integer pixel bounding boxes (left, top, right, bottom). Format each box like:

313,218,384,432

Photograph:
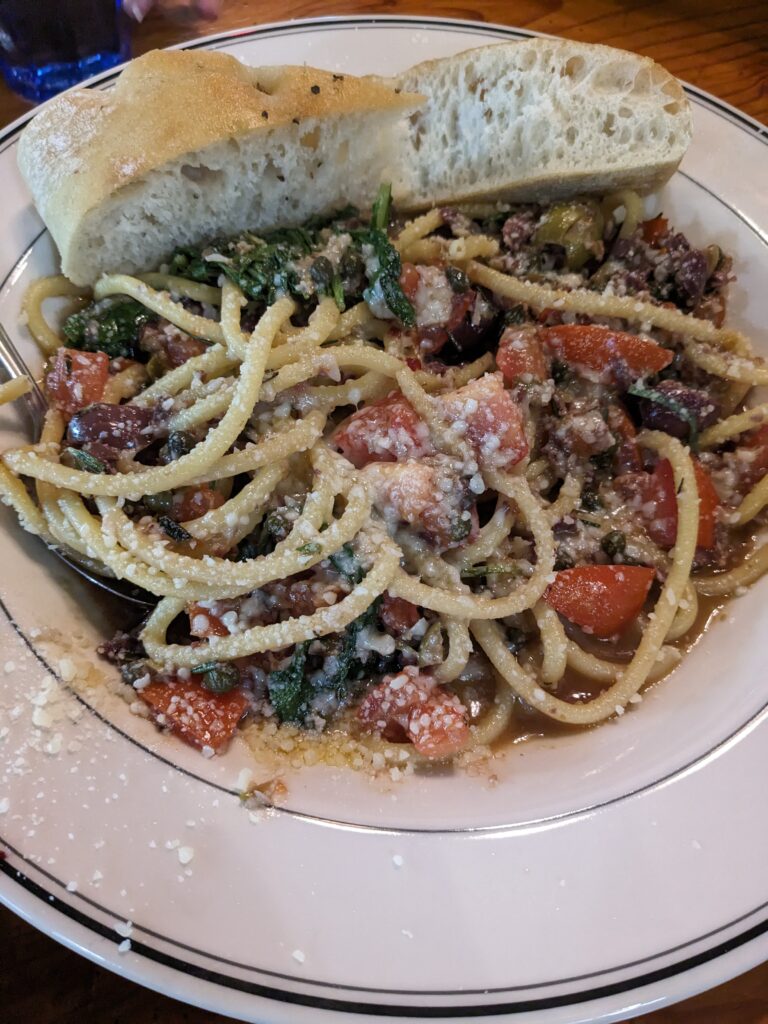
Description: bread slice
18,49,422,285
388,38,692,208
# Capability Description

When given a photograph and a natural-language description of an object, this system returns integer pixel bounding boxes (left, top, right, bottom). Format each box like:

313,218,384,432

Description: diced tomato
541,324,674,382
45,348,109,417
187,601,233,638
357,666,469,759
399,262,420,302
641,215,669,246
496,325,549,384
379,594,420,636
439,373,529,471
617,458,720,550
362,459,475,550
545,565,656,637
173,482,227,522
139,677,249,751
691,461,720,550
333,392,433,468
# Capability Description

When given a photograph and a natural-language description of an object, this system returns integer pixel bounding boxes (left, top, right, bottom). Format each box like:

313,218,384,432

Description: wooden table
1,2,767,1021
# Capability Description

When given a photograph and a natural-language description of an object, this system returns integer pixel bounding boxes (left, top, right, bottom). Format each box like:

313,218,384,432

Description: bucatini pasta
1,186,766,763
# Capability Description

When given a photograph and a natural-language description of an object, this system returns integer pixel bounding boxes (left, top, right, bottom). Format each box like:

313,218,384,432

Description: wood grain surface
1,2,767,1022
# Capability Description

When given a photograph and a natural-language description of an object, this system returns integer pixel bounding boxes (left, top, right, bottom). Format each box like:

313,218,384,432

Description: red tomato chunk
496,325,549,384
439,373,529,471
545,565,656,637
618,458,720,550
139,678,249,752
541,324,673,382
333,392,433,468
45,348,109,416
358,666,469,759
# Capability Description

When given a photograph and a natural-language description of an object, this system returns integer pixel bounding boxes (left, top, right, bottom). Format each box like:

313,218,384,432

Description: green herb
324,599,382,703
370,183,392,232
601,530,627,559
297,541,322,556
157,516,192,542
627,381,699,452
267,600,384,724
63,298,154,359
64,447,106,474
357,184,415,326
446,266,470,294
580,489,604,512
460,563,520,578
329,543,364,584
502,304,527,326
310,256,345,311
168,246,225,285
362,229,415,326
449,515,473,544
267,641,311,723
256,508,292,555
194,661,241,693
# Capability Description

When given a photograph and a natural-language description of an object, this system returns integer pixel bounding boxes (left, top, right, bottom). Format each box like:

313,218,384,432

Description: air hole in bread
300,128,321,150
602,113,616,137
664,101,681,114
561,55,587,82
618,106,632,119
180,164,223,185
630,68,651,95
566,125,577,144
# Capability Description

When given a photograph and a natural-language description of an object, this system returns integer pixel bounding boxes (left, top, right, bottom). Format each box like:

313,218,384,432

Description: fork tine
0,320,47,436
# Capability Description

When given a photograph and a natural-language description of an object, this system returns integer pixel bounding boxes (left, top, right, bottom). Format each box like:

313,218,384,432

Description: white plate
1,16,767,1024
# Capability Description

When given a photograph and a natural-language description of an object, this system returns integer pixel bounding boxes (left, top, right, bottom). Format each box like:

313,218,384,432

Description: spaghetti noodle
1,187,766,763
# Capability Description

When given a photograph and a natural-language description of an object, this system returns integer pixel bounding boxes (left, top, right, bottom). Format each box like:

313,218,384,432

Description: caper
159,430,196,463
144,491,174,514
445,266,470,293
601,530,627,560
310,255,335,293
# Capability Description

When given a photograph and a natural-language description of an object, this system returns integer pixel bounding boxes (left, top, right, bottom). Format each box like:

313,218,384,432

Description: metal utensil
0,320,154,609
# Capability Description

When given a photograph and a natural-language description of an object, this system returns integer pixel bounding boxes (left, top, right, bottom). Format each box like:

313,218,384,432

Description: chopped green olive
533,200,605,272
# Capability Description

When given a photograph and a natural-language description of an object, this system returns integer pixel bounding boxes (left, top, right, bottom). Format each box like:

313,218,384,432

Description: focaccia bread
18,49,422,285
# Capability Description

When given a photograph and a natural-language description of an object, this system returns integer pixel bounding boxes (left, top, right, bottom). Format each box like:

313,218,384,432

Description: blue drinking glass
0,0,130,104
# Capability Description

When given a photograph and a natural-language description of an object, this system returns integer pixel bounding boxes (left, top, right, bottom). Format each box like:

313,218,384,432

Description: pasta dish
1,187,766,763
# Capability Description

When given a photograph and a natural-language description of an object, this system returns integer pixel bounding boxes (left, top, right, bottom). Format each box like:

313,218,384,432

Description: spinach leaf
256,508,293,556
63,298,154,359
329,543,364,584
267,641,311,723
370,183,392,232
362,228,416,326
167,246,224,285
